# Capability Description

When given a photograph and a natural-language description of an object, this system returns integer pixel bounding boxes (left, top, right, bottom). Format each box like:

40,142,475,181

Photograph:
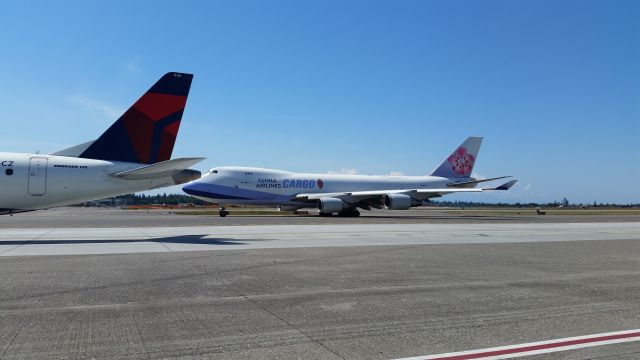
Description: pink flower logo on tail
448,147,475,176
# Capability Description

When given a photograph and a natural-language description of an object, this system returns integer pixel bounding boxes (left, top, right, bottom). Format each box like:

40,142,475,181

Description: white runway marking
394,329,640,359
0,222,638,256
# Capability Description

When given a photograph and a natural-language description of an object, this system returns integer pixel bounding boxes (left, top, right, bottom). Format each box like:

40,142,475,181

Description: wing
296,188,482,201
295,179,517,209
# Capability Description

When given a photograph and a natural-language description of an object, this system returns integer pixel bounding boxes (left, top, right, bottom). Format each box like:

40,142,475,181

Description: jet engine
172,169,202,185
317,197,344,213
383,194,421,210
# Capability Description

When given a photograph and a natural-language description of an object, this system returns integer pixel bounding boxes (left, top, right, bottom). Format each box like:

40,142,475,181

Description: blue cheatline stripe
182,182,294,201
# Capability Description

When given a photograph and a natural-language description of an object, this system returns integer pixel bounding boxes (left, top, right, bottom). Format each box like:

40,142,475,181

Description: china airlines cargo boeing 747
0,72,203,215
183,137,517,217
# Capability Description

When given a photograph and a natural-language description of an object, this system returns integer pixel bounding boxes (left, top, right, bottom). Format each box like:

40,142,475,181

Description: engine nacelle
383,194,420,210
317,197,344,213
172,169,202,185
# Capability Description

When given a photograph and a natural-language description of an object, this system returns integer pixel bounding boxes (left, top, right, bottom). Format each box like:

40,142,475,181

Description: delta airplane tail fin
73,72,193,164
430,137,483,178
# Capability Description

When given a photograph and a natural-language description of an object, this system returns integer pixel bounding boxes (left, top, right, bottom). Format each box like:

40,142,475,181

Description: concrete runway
1,216,640,359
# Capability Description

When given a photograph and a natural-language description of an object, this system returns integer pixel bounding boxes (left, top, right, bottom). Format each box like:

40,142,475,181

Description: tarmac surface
0,222,638,256
0,209,640,359
0,206,638,228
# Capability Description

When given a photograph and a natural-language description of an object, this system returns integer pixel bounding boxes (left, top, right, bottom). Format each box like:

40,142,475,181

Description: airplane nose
182,182,197,195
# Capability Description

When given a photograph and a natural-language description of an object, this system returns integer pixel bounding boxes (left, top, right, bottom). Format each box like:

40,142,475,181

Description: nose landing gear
218,206,229,217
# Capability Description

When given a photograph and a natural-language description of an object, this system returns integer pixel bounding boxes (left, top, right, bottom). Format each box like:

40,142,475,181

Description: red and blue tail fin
79,72,193,164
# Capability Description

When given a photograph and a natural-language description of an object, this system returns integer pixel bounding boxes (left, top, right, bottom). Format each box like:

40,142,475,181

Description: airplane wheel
319,212,333,217
338,209,360,217
219,208,228,217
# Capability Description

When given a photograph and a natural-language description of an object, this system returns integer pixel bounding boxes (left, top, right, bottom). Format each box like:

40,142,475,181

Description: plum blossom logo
448,147,475,176
317,179,324,189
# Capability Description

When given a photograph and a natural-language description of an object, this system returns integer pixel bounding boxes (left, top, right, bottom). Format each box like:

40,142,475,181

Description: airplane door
28,157,48,196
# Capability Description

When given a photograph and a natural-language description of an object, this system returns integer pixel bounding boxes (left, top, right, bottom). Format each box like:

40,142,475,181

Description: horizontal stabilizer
484,179,518,190
447,175,512,187
415,188,483,194
111,157,204,180
50,140,96,157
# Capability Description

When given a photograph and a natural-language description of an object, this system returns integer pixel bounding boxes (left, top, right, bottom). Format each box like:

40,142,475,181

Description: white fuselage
182,166,467,207
0,152,180,212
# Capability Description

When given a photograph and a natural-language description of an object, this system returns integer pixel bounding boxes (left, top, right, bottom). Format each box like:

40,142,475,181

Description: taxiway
0,206,638,228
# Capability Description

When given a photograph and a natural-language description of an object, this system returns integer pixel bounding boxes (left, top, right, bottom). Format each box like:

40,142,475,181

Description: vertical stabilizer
430,137,483,178
79,72,193,164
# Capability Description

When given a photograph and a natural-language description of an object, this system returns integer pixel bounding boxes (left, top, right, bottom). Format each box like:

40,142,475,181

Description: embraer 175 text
183,137,516,217
0,72,203,215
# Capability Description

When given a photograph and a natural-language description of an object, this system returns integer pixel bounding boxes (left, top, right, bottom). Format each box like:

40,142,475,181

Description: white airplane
0,72,204,215
183,137,517,217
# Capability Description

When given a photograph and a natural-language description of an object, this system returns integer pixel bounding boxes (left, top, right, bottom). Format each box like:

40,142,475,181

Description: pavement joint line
211,245,420,276
0,228,56,256
0,322,22,357
216,277,346,360
156,241,173,252
2,279,637,316
393,329,640,360
135,228,173,252
149,251,345,358
132,312,152,359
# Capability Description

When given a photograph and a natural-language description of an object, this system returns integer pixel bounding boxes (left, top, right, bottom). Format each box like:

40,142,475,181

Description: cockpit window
212,170,218,174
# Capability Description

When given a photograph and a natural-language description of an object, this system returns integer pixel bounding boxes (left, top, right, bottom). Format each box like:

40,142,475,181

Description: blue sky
1,0,638,204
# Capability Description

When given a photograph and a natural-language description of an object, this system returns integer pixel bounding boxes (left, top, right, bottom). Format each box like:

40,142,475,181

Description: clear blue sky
1,0,638,204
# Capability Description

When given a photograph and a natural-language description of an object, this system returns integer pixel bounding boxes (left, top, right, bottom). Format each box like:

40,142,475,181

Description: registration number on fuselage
1,161,14,167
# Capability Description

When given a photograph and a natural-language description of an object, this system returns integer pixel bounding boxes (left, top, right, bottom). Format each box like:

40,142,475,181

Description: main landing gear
218,207,229,217
338,208,360,217
319,208,360,217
